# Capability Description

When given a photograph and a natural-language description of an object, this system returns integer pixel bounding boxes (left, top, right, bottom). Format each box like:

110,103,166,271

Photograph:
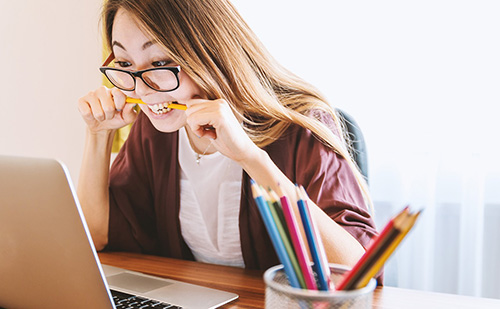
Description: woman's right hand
77,86,137,133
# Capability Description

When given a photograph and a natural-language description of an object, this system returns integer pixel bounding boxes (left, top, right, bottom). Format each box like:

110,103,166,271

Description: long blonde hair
102,0,372,210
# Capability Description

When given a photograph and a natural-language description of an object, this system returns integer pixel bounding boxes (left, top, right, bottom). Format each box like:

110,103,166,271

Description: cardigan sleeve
293,126,377,250
105,114,158,253
264,118,378,251
260,121,382,283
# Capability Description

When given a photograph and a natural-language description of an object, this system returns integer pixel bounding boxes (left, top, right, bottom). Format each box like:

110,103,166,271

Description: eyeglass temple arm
102,52,115,67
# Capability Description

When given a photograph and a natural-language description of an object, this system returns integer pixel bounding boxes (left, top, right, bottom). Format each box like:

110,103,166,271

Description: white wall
0,0,103,184
231,0,500,159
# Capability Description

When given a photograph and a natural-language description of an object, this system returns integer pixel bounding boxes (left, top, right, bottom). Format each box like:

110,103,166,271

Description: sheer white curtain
371,151,500,298
232,0,500,299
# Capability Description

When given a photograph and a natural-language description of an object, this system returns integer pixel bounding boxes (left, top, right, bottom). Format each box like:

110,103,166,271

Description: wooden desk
98,252,500,309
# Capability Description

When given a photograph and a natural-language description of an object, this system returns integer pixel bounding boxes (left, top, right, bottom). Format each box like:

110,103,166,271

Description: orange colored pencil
354,210,421,289
336,206,412,290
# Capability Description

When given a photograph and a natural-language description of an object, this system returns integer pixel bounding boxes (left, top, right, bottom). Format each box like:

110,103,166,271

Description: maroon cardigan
106,112,378,272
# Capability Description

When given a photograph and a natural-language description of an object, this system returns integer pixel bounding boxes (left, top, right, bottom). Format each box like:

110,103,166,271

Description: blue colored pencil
250,180,301,288
296,185,331,290
264,188,306,289
277,186,318,290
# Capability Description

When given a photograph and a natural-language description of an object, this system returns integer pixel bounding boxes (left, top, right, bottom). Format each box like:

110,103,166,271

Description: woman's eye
152,60,172,67
115,61,132,68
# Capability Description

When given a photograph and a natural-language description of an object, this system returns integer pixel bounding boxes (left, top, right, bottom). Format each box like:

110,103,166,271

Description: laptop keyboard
111,289,182,309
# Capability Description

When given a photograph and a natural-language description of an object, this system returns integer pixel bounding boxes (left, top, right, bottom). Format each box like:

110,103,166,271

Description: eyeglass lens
105,69,178,91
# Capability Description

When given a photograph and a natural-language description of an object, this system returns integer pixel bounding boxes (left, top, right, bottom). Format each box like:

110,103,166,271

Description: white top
178,127,245,267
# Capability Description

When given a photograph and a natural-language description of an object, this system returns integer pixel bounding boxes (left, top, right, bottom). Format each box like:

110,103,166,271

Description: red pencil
336,206,410,290
354,210,421,289
276,186,318,290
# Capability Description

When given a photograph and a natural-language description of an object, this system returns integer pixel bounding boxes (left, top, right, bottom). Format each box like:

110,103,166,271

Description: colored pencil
267,188,292,242
300,186,332,290
250,180,300,288
335,206,409,290
277,185,318,290
336,207,420,290
264,188,306,289
125,97,187,110
354,210,421,289
296,185,331,290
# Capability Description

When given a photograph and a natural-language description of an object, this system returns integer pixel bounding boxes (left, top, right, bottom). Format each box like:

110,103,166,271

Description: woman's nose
133,76,155,97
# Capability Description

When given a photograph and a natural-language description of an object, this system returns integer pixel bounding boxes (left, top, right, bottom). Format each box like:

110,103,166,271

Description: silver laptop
0,155,238,309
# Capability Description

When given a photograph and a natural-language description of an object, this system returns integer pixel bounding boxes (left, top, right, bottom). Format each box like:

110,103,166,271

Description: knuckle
94,112,105,121
97,85,109,93
87,91,99,102
77,97,86,107
110,87,123,96
95,86,111,99
102,105,115,114
80,92,94,102
80,109,92,119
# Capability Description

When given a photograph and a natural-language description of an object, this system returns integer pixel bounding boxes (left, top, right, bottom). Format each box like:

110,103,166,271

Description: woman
77,0,378,272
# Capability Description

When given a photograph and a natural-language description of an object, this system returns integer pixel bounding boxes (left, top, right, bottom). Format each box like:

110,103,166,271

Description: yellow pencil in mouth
125,97,187,110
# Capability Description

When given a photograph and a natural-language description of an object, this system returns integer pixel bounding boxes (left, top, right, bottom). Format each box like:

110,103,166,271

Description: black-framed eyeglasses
99,53,181,92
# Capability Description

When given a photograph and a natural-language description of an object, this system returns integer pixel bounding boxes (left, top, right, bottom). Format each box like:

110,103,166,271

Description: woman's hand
77,86,137,133
184,98,261,164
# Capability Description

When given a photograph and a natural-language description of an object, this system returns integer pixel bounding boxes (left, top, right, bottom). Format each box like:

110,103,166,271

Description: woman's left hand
184,98,261,164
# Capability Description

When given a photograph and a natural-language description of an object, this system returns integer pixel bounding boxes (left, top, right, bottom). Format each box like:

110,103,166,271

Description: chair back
336,109,369,183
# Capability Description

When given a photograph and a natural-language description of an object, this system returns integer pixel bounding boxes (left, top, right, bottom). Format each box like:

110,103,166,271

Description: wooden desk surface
98,252,500,309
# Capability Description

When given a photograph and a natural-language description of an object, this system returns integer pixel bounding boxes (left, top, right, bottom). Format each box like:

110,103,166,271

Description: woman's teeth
148,102,174,115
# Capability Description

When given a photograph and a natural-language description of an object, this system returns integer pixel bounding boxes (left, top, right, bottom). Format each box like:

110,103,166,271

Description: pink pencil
276,186,318,290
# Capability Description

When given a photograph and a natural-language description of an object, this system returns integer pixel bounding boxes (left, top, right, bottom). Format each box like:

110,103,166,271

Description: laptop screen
0,155,238,309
